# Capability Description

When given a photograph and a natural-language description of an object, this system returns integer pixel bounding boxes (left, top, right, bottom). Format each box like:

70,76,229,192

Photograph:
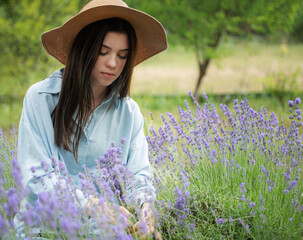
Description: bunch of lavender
0,136,137,239
83,138,135,208
148,92,303,239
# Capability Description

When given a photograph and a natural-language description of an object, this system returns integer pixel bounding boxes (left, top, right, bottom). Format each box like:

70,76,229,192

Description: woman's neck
92,86,108,110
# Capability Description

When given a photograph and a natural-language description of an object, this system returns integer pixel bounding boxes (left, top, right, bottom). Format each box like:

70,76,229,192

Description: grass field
131,40,303,95
1,40,303,130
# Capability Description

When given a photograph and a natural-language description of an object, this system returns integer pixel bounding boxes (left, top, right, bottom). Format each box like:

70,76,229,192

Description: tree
290,3,303,42
126,0,302,98
0,0,89,96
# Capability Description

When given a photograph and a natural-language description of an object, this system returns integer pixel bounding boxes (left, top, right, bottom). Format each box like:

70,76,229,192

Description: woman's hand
85,197,134,227
131,202,162,240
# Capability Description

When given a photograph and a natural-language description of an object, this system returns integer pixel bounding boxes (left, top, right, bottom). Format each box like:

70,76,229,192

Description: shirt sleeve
17,84,88,209
125,103,156,207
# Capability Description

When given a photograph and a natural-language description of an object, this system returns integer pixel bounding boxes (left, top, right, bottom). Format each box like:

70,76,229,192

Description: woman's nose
106,55,117,68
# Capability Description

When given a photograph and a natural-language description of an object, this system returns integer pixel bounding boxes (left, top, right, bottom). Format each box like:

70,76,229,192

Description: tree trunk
193,58,211,99
193,32,222,100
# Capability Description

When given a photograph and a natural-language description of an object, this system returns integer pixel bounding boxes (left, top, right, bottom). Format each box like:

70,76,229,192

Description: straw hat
41,0,167,66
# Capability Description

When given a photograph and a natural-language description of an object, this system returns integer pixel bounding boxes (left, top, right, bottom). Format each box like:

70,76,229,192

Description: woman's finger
119,206,134,219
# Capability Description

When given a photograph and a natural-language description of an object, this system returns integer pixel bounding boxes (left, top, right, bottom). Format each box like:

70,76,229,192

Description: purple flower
203,92,208,101
0,215,7,234
284,172,291,181
291,180,297,188
288,100,294,108
30,166,36,173
295,98,301,105
240,182,247,193
3,188,20,218
249,202,256,209
217,218,227,224
190,223,195,230
11,158,22,188
121,137,127,145
51,157,58,168
259,194,264,205
58,161,67,175
296,109,301,115
20,204,36,226
244,224,251,234
59,216,81,237
40,160,48,172
212,158,218,164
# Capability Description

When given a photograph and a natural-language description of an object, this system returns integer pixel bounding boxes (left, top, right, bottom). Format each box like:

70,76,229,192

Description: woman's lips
101,72,115,78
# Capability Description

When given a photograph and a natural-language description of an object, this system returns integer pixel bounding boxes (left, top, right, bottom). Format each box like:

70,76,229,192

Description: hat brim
41,5,167,66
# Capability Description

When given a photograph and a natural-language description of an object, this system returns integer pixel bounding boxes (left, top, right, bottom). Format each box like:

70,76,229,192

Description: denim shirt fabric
16,69,155,219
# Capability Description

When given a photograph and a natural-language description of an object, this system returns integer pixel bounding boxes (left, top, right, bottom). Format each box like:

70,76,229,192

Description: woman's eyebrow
101,44,129,51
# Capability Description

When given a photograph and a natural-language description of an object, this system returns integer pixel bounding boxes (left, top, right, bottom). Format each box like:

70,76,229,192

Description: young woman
16,0,167,238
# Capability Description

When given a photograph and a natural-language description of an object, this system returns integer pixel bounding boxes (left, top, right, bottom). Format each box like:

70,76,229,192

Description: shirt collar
38,68,63,94
97,87,120,109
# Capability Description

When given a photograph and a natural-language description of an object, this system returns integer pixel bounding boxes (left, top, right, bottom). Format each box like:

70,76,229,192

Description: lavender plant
0,139,139,239
1,93,303,239
148,92,303,239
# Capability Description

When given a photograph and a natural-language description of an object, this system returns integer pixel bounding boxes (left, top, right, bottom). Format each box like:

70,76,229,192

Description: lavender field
1,92,303,239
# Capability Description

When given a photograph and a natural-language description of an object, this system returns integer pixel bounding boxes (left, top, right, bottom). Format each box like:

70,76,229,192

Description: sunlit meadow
1,92,302,239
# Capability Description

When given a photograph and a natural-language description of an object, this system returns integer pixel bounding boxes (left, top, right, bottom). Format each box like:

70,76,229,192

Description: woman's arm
17,82,88,209
125,102,156,208
125,101,162,238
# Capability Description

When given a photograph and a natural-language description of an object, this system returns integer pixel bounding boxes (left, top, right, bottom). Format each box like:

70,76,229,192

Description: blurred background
0,0,303,130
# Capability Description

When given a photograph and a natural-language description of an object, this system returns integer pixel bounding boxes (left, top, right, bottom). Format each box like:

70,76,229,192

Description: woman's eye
99,52,107,56
118,55,127,60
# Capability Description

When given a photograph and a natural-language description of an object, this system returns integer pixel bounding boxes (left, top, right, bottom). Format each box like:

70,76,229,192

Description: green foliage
290,2,303,42
0,0,90,96
127,0,301,53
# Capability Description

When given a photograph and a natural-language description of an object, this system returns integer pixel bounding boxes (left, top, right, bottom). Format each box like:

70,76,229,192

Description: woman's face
90,31,129,95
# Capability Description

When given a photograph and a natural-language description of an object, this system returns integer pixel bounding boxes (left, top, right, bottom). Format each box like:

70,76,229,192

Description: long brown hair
52,18,137,161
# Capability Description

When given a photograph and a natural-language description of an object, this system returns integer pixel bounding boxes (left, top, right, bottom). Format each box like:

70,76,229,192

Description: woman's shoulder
25,69,63,99
118,96,141,113
23,69,63,113
116,97,145,126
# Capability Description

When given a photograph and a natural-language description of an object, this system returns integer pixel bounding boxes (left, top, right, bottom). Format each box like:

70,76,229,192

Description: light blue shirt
17,69,155,215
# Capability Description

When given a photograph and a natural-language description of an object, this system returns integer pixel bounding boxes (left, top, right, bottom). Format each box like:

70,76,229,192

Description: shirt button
79,161,83,165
